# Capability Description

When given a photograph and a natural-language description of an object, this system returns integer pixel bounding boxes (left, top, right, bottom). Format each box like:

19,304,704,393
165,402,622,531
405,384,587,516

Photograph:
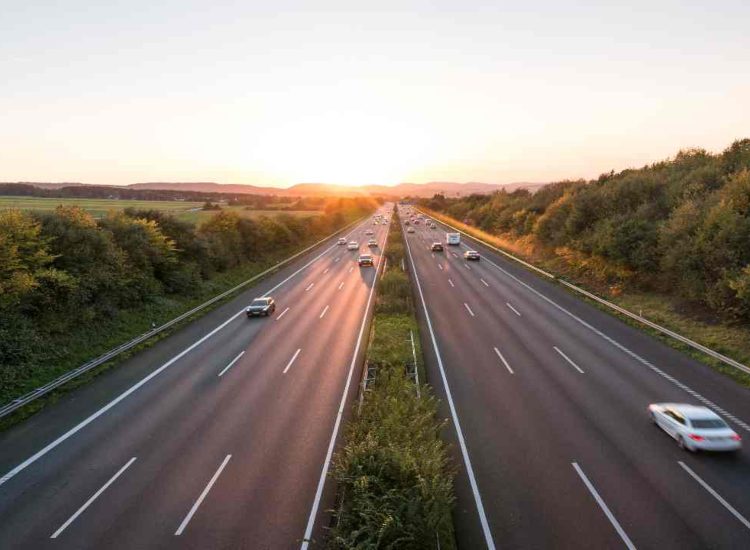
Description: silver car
649,403,741,452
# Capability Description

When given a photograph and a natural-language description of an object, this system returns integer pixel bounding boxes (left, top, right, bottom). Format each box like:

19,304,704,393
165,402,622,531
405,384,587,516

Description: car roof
658,403,719,419
252,296,272,302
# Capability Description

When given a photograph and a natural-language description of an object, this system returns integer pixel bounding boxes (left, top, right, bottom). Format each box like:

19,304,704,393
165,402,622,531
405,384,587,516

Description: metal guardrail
0,216,366,419
418,208,750,377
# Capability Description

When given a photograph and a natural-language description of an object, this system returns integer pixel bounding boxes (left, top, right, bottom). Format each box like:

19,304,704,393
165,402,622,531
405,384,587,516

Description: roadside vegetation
329,212,455,549
419,138,750,382
0,196,323,224
0,197,375,409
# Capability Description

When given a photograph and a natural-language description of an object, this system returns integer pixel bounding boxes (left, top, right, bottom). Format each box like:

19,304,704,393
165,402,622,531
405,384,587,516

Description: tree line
0,197,375,401
0,182,342,207
421,139,750,320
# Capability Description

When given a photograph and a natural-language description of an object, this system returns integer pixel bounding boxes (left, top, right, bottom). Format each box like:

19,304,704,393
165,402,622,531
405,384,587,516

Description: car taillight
731,434,741,441
688,434,704,441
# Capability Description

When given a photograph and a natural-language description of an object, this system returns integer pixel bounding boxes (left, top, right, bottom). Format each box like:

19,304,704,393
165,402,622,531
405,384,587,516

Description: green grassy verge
329,212,456,549
422,207,750,388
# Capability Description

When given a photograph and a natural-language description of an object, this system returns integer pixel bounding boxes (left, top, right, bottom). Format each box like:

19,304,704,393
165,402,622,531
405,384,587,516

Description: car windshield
251,298,269,306
689,418,727,429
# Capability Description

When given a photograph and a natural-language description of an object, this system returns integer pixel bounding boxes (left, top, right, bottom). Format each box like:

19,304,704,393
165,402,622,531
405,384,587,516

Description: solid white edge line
506,302,521,316
678,461,750,530
50,457,137,539
175,454,232,536
493,347,514,374
464,303,476,317
276,307,290,321
0,217,372,488
299,208,392,549
283,348,302,374
403,223,496,550
218,351,245,377
319,305,330,319
554,346,585,374
572,462,636,550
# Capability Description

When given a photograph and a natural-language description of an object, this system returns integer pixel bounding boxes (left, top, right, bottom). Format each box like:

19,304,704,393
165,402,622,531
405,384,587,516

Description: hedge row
329,211,456,549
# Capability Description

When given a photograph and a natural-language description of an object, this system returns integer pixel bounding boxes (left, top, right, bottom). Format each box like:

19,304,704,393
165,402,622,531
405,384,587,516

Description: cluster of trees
422,139,750,320
0,197,375,398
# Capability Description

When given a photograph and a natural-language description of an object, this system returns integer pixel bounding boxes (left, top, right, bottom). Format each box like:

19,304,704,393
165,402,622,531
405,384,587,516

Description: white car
347,241,359,250
649,403,741,452
337,237,347,245
368,238,378,247
365,229,374,235
406,227,415,233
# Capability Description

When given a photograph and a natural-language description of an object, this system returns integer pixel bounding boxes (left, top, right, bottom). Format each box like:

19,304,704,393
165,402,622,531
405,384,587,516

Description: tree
0,209,58,307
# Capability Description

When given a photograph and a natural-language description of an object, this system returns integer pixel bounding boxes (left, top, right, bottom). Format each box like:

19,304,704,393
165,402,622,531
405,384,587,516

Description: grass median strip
329,210,456,549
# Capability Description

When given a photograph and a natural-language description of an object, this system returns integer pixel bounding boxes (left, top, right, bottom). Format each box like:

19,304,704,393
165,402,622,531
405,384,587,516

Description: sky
1,0,749,187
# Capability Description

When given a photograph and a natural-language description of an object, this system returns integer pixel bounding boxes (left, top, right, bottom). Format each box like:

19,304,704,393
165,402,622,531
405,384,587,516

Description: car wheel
677,436,695,452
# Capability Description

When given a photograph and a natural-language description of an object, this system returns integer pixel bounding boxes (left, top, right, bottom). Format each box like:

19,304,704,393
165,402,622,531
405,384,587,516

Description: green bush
376,271,412,315
331,369,455,549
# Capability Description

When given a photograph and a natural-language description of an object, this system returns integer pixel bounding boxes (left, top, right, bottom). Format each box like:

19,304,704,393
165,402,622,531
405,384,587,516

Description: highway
401,206,750,549
0,208,392,549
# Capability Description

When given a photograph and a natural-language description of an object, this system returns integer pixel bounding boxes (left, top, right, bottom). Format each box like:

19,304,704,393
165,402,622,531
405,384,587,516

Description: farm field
0,196,321,223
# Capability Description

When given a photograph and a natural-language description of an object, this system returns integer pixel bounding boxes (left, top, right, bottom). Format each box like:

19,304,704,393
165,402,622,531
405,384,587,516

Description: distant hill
5,180,546,197
128,181,546,197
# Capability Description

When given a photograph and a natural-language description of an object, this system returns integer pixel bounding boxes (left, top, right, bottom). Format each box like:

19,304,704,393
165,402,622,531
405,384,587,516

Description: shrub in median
330,209,456,549
331,367,455,549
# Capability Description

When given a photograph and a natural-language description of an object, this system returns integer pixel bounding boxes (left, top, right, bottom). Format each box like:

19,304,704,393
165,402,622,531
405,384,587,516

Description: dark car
431,242,444,252
246,297,276,317
358,254,374,267
464,250,480,261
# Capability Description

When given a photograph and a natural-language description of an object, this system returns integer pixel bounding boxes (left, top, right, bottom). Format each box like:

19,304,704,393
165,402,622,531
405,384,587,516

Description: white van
446,232,461,245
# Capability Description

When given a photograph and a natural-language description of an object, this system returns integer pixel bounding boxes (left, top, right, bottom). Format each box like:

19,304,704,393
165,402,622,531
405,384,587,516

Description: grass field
0,196,321,223
175,206,322,223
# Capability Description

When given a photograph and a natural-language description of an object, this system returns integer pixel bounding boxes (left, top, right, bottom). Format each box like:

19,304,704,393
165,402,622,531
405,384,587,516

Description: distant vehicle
347,241,359,250
368,238,378,247
246,297,276,317
464,250,480,261
337,237,347,245
649,403,741,452
365,229,374,235
404,220,410,226
429,222,436,228
358,253,374,267
446,232,461,245
413,219,420,225
407,227,415,233
431,242,444,252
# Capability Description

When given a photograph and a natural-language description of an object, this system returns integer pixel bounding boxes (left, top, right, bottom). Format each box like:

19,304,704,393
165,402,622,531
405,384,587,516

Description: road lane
403,207,750,549
0,208,392,549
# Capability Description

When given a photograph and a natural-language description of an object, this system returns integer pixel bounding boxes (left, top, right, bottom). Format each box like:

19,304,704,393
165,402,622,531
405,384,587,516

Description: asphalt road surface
402,206,750,549
0,207,392,549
